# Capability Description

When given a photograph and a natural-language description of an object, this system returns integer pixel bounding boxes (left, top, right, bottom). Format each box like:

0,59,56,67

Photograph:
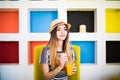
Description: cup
79,24,87,32
66,63,72,76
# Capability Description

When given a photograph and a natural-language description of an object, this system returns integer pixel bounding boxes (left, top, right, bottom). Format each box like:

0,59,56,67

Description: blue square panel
71,41,95,63
30,11,58,33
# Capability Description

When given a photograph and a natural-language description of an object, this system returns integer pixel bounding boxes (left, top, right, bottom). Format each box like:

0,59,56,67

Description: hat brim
49,23,71,33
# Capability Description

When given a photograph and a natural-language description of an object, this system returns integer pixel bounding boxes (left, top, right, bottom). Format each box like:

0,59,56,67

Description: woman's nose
61,29,65,33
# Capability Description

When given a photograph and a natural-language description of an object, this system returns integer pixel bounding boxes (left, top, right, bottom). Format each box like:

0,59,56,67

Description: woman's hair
47,23,73,69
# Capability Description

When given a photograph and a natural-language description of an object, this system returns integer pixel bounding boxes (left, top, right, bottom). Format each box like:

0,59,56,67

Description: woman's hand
59,53,68,69
72,63,77,75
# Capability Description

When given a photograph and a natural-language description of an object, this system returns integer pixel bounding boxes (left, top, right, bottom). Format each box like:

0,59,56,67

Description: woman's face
56,23,68,41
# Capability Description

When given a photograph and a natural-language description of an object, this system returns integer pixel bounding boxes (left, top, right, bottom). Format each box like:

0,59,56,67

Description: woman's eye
57,26,67,31
57,28,60,31
64,28,67,31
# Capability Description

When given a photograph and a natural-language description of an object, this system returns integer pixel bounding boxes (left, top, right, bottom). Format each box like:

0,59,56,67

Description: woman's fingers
72,66,77,71
72,64,77,74
59,53,68,68
60,53,68,63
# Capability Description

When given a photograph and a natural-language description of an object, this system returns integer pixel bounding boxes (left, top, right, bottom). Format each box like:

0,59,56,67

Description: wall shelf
30,10,58,33
106,8,120,33
71,41,96,63
106,41,120,63
0,9,19,33
28,41,48,64
67,9,95,33
0,41,19,64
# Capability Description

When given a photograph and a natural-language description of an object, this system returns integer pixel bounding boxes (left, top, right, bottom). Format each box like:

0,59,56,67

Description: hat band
52,22,65,28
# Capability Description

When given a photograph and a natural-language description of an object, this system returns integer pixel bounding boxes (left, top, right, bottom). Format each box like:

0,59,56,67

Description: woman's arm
42,53,67,80
42,64,62,80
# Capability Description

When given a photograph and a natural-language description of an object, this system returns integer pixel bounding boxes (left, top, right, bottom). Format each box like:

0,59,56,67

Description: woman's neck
57,41,63,51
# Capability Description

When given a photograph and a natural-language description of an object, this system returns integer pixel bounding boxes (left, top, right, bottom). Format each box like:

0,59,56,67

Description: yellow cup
66,64,72,76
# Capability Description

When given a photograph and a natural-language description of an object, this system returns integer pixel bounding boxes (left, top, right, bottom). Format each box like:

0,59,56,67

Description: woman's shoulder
43,46,50,50
42,46,50,53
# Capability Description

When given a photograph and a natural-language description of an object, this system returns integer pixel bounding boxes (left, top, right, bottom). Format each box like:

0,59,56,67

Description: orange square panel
0,9,19,33
28,41,48,64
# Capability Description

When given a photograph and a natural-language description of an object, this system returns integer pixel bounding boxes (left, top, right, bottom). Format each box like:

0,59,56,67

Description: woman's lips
60,35,65,37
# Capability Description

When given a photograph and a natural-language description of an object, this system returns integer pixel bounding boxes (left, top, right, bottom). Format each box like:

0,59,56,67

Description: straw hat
49,19,71,33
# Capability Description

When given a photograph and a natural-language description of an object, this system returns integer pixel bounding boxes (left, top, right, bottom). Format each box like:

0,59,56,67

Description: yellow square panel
106,9,120,33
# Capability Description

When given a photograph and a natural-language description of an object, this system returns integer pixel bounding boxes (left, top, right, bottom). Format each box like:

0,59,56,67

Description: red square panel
0,41,19,63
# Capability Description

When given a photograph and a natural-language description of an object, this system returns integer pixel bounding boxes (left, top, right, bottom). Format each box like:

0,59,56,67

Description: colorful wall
0,0,120,80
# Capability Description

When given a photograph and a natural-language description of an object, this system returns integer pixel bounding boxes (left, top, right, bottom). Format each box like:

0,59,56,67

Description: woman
40,19,77,80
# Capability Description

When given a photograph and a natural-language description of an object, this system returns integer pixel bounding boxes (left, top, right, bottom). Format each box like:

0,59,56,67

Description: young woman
40,19,77,80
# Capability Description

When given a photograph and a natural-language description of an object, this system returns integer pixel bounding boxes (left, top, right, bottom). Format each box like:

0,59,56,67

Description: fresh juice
66,64,72,76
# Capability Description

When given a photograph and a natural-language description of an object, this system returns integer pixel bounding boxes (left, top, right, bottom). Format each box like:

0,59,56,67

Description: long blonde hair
47,24,73,69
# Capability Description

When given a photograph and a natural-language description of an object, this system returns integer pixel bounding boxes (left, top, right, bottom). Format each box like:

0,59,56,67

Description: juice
66,64,72,76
